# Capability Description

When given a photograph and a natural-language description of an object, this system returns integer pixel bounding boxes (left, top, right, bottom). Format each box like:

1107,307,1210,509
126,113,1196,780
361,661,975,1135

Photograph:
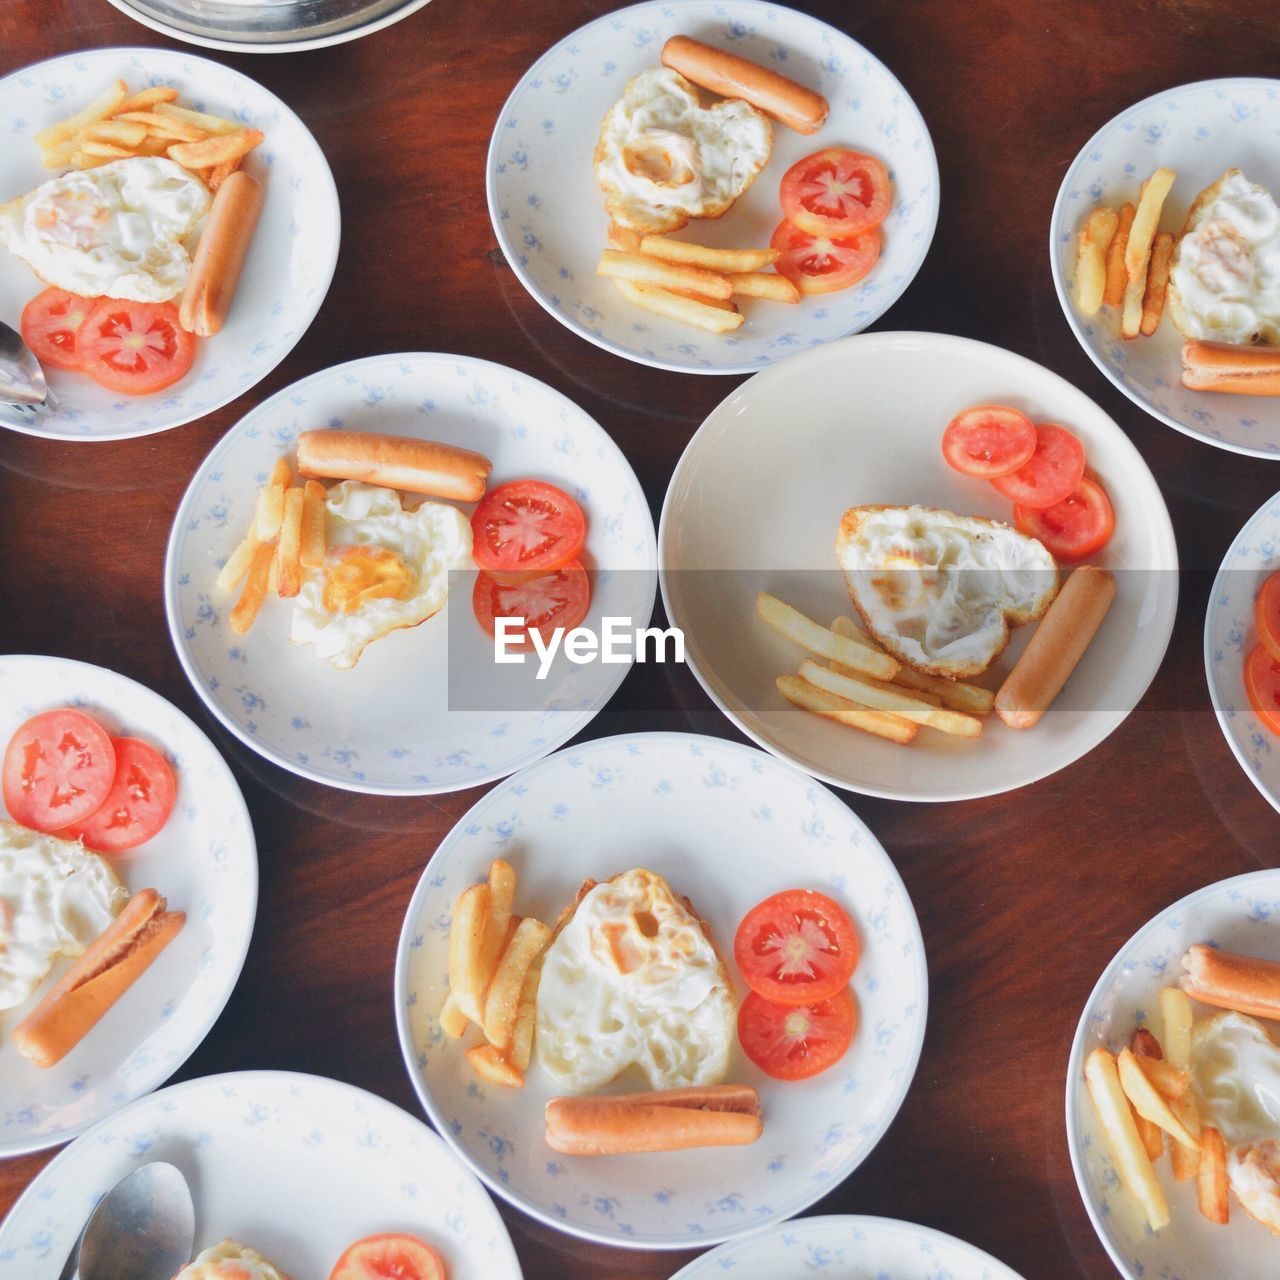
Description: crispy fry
607,222,643,252
799,659,983,738
300,480,327,570
1130,1027,1164,1059
269,457,292,488
255,481,285,541
167,128,263,170
466,1043,524,1088
1170,1092,1203,1180
216,528,260,592
483,918,552,1052
207,156,243,193
1122,168,1176,338
80,140,132,159
229,541,274,636
1103,202,1135,307
1198,1127,1229,1224
729,272,800,303
35,80,127,148
1117,1047,1199,1150
509,961,541,1074
1073,207,1118,316
775,674,917,745
598,248,732,300
477,859,517,992
154,101,243,136
612,279,743,333
275,486,304,599
639,236,781,273
1159,987,1194,1070
116,85,180,113
1132,1105,1164,1162
1140,231,1174,336
116,110,206,142
82,119,148,148
439,992,468,1038
448,883,491,1027
830,660,942,705
758,594,899,680
1135,1054,1190,1101
38,138,80,170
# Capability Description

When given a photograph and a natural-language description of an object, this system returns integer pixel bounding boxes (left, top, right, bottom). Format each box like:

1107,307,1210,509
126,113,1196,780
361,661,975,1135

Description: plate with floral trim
0,654,256,1158
487,0,938,374
0,1070,522,1279
395,732,927,1249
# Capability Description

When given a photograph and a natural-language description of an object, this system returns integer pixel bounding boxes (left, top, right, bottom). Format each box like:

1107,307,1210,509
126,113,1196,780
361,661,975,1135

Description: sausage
295,429,492,503
180,170,264,338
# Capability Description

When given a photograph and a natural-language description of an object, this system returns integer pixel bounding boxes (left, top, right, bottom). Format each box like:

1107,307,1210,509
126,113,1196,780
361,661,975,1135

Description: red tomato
771,219,880,295
1256,572,1280,664
989,423,1087,509
61,737,177,853
733,889,860,1005
76,299,197,395
329,1233,446,1280
473,559,591,648
737,987,857,1082
470,480,586,577
941,404,1037,479
21,287,98,372
2,709,116,832
1245,644,1280,736
779,148,892,238
1013,476,1115,562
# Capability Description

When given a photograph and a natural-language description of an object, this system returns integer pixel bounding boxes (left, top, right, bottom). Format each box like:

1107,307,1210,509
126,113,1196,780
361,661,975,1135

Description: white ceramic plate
1051,77,1280,458
659,331,1179,802
165,352,657,795
1205,490,1280,814
1067,869,1280,1280
0,1070,522,1279
0,655,256,1159
0,47,339,441
395,732,927,1249
487,0,938,374
669,1214,1026,1280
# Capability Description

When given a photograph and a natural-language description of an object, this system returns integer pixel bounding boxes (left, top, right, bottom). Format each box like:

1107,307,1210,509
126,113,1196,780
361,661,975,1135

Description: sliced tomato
771,219,880,295
470,480,586,577
1245,644,1280,736
76,299,196,395
1256,572,1280,664
21,287,98,372
734,889,859,1005
1014,475,1115,562
737,987,857,1082
941,404,1037,479
989,422,1087,509
2,709,116,831
473,559,591,649
779,148,892,238
329,1233,446,1280
61,737,176,853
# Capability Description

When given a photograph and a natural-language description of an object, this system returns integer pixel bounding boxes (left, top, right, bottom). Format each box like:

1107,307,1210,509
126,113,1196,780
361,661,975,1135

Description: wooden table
2,1,1279,1275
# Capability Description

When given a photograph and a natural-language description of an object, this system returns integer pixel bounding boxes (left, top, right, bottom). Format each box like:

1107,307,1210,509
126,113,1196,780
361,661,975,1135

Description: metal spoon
0,320,47,406
57,1161,195,1280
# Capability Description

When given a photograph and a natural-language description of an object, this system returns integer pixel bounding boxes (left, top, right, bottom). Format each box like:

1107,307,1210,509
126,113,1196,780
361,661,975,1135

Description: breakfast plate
668,1214,1026,1280
0,1069,522,1278
487,0,938,375
1067,868,1280,1280
1205,490,1280,814
165,351,657,795
1052,77,1280,458
0,654,256,1158
660,331,1179,802
395,731,927,1249
0,47,339,442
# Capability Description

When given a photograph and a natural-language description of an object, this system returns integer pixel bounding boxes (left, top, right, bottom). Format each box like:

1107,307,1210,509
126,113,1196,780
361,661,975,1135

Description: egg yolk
321,545,415,615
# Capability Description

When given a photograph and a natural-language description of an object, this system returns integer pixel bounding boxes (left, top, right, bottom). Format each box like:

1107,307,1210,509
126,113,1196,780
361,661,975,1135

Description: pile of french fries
758,592,993,746
1084,987,1226,1232
598,227,799,334
34,79,264,193
440,859,551,1088
217,457,328,635
1073,166,1176,339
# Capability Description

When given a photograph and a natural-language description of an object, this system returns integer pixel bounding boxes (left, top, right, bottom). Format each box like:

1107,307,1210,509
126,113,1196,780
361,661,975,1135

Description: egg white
174,1239,292,1280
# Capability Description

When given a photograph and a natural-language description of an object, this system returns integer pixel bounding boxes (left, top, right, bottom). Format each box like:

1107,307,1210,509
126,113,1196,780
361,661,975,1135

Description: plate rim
392,728,929,1250
484,0,940,376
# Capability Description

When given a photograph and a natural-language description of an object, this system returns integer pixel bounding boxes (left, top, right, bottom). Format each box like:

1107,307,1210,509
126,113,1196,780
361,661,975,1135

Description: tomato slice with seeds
941,404,1037,479
734,889,859,1005
1014,475,1115,562
737,987,857,1081
1255,571,1280,664
989,422,1087,509
470,480,586,577
77,298,197,395
329,1233,446,1280
61,737,176,853
779,148,892,239
473,559,591,649
1246,644,1280,737
21,287,97,371
2,708,116,831
770,219,880,295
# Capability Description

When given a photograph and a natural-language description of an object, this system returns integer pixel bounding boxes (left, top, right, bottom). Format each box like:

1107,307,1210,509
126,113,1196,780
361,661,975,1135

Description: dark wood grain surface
2,1,1279,1275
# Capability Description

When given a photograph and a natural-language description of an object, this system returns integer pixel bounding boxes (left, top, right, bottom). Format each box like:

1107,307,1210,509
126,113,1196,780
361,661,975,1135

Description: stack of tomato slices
1245,571,1280,737
470,480,591,645
21,286,197,395
941,404,1115,562
771,147,892,296
732,889,860,1082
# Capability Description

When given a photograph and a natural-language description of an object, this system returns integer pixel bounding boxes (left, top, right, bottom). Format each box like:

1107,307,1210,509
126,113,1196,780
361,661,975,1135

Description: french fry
1170,1092,1203,1181
477,860,517,991
483,918,552,1052
1134,1054,1190,1101
1117,1047,1199,1150
275,487,304,598
1084,1048,1170,1231
38,138,80,170
167,128,264,171
34,80,127,148
82,119,148,148
269,457,292,488
265,550,279,597
757,594,899,681
154,101,243,136
607,222,644,252
1197,1127,1229,1224
466,1043,524,1089
439,992,468,1038
799,659,983,738
229,541,274,636
300,480,327,570
830,660,942,705
1072,207,1118,316
116,85,180,113
80,140,132,160
216,528,260,592
776,674,917,745
1130,1027,1163,1059
1103,202,1135,307
1159,987,1194,1071
207,156,243,193
639,236,781,273
729,272,800,303
612,279,743,333
255,481,285,541
1122,168,1176,338
1132,1105,1165,1162
509,962,541,1074
448,883,491,1026
117,110,206,142
597,249,732,300
1140,231,1174,336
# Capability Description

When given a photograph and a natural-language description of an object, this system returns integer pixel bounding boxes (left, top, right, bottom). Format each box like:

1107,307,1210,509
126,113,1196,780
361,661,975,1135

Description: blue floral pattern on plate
0,1070,522,1280
1051,77,1280,458
394,732,927,1249
486,0,939,375
0,47,340,442
0,655,257,1158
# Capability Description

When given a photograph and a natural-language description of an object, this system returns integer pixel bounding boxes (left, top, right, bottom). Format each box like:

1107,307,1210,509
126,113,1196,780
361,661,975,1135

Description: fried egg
173,1240,292,1280
594,67,772,235
535,867,736,1092
0,819,126,1011
1168,169,1280,347
290,481,472,670
836,505,1058,678
0,157,210,303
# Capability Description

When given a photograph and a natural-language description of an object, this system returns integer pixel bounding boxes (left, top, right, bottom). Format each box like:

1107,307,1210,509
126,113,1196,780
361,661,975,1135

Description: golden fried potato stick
118,110,206,142
775,674,916,745
168,128,264,170
1140,231,1174,336
598,248,733,300
116,85,180,113
275,486,305,599
1197,1127,1229,1224
1103,202,1135,307
1072,207,1118,316
640,236,781,273
799,659,983,738
154,101,243,135
729,272,800,303
467,1043,524,1088
229,541,275,636
612,279,744,333
255,481,285,541
448,883,491,1027
483,918,553,1052
35,80,127,148
758,593,899,680
300,480,327,570
1117,1047,1199,1150
1122,168,1176,337
216,528,260,593
82,120,147,148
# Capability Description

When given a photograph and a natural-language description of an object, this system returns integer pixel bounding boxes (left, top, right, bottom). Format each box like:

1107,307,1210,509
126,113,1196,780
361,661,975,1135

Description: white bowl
1050,77,1280,458
1066,869,1280,1280
0,47,339,442
659,330,1179,802
487,0,938,374
0,654,256,1157
395,731,927,1249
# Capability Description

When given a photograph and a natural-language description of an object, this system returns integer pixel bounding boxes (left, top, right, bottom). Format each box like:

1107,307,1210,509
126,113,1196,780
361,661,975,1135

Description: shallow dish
487,0,938,374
